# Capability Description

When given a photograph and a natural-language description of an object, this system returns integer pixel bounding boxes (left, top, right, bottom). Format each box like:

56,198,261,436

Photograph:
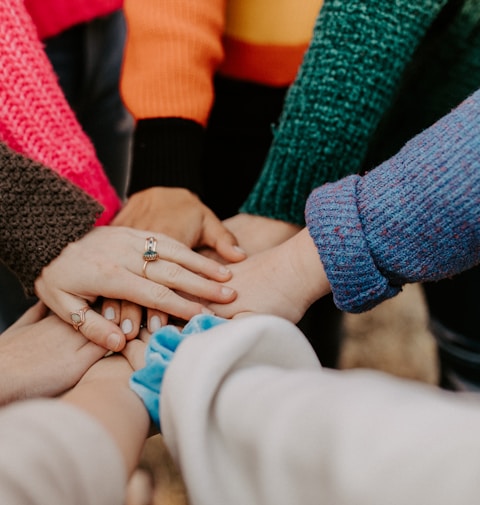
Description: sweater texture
160,316,480,505
0,0,121,225
0,143,101,296
0,400,126,505
242,0,480,224
25,0,123,40
305,89,480,313
121,0,323,197
122,0,480,225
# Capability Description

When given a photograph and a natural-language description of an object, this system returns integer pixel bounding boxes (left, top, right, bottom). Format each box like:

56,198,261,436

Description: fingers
142,258,236,305
118,301,143,340
64,295,126,352
202,213,247,263
102,299,121,325
103,299,167,337
122,336,148,371
146,308,168,334
34,227,240,346
122,274,217,322
152,235,234,282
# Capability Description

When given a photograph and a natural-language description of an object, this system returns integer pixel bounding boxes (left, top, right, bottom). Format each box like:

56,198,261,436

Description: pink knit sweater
0,0,121,225
25,0,123,39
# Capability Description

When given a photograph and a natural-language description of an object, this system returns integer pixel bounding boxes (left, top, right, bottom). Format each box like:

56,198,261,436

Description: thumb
202,214,247,263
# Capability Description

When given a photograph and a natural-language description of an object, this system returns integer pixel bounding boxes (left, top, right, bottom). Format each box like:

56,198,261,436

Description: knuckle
162,262,183,283
150,283,171,305
160,240,183,260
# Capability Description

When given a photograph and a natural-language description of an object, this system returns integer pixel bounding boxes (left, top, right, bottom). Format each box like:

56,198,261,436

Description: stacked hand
0,302,106,406
35,226,237,352
207,229,330,322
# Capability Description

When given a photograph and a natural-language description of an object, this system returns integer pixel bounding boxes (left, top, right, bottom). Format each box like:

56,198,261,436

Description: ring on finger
70,305,90,331
143,236,159,278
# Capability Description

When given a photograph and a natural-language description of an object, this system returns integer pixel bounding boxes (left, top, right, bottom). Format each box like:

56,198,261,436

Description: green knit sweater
241,0,480,225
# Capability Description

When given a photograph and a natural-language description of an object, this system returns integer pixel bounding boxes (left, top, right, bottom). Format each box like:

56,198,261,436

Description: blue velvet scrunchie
130,314,227,429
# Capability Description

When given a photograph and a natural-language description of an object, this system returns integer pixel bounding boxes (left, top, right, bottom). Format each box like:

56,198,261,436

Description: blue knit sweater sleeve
305,89,480,313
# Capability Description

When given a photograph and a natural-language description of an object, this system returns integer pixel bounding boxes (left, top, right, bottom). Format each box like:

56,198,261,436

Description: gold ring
70,306,90,331
143,236,159,278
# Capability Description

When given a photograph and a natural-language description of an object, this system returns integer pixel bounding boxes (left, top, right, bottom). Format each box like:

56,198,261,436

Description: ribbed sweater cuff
305,176,400,313
128,118,205,197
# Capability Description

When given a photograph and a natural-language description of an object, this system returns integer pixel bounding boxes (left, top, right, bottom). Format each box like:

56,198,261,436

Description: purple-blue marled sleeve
305,90,480,313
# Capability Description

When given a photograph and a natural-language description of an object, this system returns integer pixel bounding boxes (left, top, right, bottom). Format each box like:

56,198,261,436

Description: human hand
223,213,301,255
35,226,237,352
0,302,106,406
112,187,247,262
208,229,331,321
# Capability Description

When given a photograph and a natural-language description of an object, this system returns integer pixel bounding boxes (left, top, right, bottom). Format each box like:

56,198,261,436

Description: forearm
306,89,480,312
241,0,448,225
160,315,321,505
122,0,226,195
161,315,480,505
62,369,149,476
0,0,120,223
0,143,101,295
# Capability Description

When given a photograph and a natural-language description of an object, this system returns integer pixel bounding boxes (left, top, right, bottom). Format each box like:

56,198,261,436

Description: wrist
289,229,331,307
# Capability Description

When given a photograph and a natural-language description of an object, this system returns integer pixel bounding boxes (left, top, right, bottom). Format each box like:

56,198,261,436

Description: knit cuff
0,144,102,296
305,175,400,313
127,118,205,197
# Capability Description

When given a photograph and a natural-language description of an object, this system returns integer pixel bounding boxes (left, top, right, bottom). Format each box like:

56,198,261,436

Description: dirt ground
129,282,438,505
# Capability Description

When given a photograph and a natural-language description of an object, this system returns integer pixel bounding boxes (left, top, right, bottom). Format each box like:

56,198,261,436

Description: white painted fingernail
104,307,115,320
218,265,231,275
121,319,133,334
234,245,246,255
150,316,162,332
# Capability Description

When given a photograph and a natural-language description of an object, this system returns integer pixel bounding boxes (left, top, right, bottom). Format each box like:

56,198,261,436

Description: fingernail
221,286,235,297
107,333,122,351
233,245,246,255
121,319,133,334
218,265,231,275
104,307,115,321
150,315,162,332
201,307,215,315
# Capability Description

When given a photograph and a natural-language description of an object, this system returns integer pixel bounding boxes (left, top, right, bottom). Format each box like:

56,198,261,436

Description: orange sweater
121,0,323,126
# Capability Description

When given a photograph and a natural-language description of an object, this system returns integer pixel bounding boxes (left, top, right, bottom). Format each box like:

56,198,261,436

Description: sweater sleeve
305,89,480,313
0,0,120,225
121,0,226,196
241,0,449,225
0,400,126,505
0,143,102,296
161,314,480,505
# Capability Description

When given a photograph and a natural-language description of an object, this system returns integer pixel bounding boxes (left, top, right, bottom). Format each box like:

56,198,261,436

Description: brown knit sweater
0,142,102,296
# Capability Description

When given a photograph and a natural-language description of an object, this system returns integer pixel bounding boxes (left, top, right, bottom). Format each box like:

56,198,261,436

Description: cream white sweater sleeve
161,315,480,505
0,399,126,505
